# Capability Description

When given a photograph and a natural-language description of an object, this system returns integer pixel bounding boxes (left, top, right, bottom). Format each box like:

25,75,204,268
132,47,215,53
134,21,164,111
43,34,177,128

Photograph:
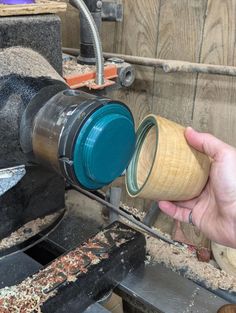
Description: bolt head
96,0,102,9
108,57,124,64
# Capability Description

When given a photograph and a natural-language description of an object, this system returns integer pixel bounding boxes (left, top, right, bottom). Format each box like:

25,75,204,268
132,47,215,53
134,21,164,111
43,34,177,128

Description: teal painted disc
73,103,135,189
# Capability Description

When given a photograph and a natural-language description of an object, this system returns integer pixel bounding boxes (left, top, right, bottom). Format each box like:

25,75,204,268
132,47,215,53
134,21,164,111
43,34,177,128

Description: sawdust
119,201,236,293
0,47,63,81
146,233,236,292
0,224,130,312
182,287,200,313
120,202,146,220
0,211,63,251
63,58,95,76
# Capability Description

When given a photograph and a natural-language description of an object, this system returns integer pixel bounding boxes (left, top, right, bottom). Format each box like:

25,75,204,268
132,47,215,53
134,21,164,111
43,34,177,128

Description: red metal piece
64,64,118,90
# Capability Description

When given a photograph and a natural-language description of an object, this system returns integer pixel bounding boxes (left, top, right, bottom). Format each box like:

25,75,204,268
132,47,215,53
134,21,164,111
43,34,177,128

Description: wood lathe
0,1,235,312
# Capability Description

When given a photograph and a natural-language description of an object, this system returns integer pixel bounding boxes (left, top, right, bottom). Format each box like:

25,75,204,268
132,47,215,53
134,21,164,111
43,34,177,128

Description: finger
185,127,227,160
159,201,192,224
172,197,198,210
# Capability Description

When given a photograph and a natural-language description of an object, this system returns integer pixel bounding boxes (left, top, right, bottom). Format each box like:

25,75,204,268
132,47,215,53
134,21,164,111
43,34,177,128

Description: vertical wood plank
111,0,161,126
59,4,80,48
193,0,236,146
152,0,207,125
115,0,160,57
101,22,116,52
59,3,117,51
111,66,155,127
108,0,161,209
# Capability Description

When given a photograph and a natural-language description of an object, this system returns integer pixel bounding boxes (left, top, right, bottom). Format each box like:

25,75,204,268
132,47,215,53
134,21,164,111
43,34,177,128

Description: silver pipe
69,0,104,85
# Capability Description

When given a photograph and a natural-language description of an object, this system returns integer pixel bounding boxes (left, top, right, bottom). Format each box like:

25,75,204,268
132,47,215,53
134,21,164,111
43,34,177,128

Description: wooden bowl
126,115,211,201
217,304,236,313
212,242,236,276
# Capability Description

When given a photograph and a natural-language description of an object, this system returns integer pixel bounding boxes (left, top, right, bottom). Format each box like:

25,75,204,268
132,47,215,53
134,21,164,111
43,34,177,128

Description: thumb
185,127,227,160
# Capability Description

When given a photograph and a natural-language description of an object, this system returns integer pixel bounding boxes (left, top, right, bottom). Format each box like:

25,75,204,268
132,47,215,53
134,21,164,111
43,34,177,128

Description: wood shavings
0,0,67,17
0,230,110,312
146,234,236,292
0,47,63,81
120,202,146,220
0,280,54,313
63,58,95,76
183,287,200,313
120,202,236,293
0,211,62,251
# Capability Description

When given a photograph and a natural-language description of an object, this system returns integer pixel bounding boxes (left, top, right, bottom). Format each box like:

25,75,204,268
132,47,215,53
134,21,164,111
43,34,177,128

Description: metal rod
63,47,236,77
143,201,160,227
72,185,175,245
67,1,104,85
109,187,122,223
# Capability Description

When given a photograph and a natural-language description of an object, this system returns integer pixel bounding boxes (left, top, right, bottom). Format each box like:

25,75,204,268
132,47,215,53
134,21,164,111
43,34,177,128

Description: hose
69,0,104,85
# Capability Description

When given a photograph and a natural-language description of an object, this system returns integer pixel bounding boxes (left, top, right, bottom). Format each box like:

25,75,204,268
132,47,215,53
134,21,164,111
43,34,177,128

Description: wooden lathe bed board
0,0,67,16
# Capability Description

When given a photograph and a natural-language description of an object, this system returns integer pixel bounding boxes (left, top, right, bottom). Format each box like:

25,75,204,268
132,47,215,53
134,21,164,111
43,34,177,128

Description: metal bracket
102,0,123,22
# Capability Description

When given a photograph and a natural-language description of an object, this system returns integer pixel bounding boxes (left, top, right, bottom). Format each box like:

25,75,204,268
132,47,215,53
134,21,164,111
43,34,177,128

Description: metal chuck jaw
32,89,136,190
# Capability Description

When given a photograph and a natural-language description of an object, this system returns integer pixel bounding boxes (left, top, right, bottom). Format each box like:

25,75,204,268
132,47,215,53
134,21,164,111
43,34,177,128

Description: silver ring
188,210,194,225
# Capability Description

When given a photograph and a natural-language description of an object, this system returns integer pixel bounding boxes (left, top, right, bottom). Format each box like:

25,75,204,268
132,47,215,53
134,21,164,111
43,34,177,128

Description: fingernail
186,126,199,134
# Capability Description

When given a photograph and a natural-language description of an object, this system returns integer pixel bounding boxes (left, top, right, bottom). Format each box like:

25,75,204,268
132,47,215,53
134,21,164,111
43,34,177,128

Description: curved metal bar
69,0,104,85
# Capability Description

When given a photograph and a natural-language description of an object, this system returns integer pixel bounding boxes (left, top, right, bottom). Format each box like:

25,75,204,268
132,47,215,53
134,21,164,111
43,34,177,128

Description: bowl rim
126,114,159,196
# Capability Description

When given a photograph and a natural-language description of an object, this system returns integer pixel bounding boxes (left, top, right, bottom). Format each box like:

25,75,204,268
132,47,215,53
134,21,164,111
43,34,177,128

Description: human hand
159,127,236,248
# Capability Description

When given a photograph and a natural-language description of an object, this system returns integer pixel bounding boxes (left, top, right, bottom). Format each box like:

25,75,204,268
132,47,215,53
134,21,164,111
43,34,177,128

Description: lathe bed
0,190,230,313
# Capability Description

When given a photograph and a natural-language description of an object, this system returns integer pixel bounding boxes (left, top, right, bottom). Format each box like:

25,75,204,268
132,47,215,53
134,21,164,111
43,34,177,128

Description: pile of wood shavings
118,201,236,292
0,211,62,251
146,233,236,292
0,236,108,312
0,280,54,313
120,202,146,220
63,59,95,76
